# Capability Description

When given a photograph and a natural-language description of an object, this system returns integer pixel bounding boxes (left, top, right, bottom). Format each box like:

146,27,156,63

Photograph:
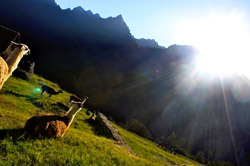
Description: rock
96,112,131,150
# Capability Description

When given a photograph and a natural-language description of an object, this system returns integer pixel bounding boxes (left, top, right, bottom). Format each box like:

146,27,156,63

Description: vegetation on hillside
0,75,202,165
125,119,153,140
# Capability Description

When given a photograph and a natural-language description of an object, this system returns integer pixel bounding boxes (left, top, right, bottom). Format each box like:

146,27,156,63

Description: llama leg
0,77,8,90
0,82,3,90
41,90,45,95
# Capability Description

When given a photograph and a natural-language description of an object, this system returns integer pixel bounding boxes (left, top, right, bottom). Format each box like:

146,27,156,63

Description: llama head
70,99,88,113
74,96,88,107
11,41,30,55
69,96,88,107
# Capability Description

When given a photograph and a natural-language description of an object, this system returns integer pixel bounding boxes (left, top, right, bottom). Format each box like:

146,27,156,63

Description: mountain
136,38,164,48
1,0,250,165
0,0,134,46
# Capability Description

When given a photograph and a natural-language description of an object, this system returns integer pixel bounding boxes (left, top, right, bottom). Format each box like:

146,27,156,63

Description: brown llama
24,96,88,138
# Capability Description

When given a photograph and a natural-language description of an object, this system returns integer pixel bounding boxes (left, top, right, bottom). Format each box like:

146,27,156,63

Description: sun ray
220,76,240,165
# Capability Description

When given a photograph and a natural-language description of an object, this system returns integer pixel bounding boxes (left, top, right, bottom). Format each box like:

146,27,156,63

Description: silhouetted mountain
0,0,135,47
136,38,164,48
37,0,58,6
1,0,250,165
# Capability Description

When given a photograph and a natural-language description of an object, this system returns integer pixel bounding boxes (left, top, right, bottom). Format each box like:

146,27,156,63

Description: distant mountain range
1,0,250,165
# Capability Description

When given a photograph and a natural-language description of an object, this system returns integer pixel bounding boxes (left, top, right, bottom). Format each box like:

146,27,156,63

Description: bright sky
55,0,250,48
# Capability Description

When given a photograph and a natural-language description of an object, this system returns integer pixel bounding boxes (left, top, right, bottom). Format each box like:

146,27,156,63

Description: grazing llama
41,85,63,97
25,96,88,138
0,41,30,90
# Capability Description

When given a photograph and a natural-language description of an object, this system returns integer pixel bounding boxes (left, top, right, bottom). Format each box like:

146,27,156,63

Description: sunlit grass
0,75,202,165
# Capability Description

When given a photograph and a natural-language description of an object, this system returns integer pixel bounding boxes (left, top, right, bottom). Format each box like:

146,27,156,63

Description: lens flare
175,12,250,78
33,88,41,93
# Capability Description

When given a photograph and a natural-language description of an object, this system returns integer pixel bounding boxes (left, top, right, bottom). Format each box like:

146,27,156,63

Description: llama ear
81,97,88,104
78,101,85,108
71,101,83,106
70,101,78,104
11,41,18,45
11,41,21,48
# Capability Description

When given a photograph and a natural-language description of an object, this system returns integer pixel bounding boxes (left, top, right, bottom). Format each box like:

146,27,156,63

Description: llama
0,41,30,90
24,96,88,138
41,85,63,97
69,94,82,103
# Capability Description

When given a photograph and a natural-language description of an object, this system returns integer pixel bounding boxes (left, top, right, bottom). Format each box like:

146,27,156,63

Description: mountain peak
107,14,124,21
86,9,93,16
94,13,100,18
115,14,125,23
116,14,123,19
73,6,85,12
72,6,100,18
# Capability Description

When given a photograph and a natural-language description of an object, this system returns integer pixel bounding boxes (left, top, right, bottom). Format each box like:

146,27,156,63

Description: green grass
0,75,202,166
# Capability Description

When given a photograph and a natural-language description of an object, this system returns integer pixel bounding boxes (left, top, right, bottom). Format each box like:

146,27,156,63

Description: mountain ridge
136,38,165,48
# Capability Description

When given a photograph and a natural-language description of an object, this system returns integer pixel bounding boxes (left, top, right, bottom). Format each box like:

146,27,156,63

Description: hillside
0,75,201,165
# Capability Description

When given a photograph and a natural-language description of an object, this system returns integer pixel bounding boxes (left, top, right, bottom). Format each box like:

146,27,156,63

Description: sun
174,13,250,77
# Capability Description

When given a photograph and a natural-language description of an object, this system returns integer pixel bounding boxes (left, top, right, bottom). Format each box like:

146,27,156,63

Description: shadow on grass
4,90,46,109
84,118,102,136
4,90,40,102
4,90,31,98
4,90,69,112
0,128,26,142
84,118,114,140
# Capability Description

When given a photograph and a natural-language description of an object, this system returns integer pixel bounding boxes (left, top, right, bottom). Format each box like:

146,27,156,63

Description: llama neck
65,105,81,128
6,49,25,76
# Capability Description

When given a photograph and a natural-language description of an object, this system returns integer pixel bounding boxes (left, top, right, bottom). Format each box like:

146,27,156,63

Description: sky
55,0,250,48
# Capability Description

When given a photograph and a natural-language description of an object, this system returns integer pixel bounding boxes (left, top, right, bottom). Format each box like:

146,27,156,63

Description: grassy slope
0,75,202,166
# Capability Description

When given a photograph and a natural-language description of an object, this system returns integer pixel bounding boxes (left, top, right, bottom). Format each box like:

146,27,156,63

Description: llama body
0,41,30,90
41,85,63,97
25,97,88,138
25,113,69,138
0,58,8,89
